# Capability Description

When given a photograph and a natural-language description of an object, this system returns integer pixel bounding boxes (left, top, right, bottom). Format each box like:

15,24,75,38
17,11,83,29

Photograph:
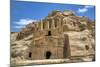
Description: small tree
79,24,86,31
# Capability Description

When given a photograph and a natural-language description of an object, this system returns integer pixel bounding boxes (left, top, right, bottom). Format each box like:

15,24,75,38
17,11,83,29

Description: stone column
58,18,61,27
38,22,41,31
46,20,49,30
48,19,51,29
51,19,55,29
56,18,59,28
47,21,50,29
40,19,43,30
35,22,39,31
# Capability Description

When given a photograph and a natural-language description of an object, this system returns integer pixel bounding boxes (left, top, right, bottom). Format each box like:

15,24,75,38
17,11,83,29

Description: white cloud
13,18,37,29
78,8,87,13
84,6,93,8
77,5,93,13
13,25,25,29
15,19,37,25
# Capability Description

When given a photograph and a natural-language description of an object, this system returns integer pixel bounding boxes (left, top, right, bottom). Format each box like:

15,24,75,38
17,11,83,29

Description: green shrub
81,37,87,41
79,24,86,31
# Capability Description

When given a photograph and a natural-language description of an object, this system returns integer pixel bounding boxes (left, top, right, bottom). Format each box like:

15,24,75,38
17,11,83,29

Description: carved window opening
85,45,89,50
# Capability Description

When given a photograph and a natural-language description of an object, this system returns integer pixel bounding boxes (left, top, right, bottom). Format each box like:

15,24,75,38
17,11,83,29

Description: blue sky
11,0,95,32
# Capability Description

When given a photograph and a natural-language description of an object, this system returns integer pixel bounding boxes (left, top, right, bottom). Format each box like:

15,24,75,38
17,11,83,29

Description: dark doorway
46,51,51,59
29,52,32,58
47,31,51,36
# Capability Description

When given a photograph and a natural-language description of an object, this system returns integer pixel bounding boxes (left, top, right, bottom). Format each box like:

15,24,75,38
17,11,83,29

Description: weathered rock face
65,30,94,56
63,10,74,16
11,10,95,62
16,22,35,40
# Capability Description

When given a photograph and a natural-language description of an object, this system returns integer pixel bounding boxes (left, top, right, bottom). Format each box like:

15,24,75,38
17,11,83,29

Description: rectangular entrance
63,34,71,58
